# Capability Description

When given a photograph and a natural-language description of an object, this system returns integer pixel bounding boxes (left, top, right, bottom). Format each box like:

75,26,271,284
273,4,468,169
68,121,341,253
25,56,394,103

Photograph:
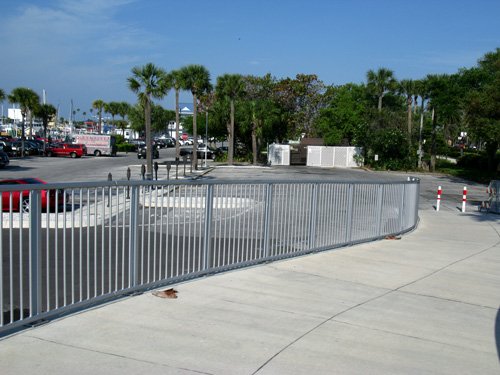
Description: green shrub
456,153,488,169
117,143,136,153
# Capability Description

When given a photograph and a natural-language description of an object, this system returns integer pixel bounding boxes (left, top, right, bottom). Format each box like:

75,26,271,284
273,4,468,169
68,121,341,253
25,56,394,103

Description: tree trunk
145,98,153,180
377,95,383,112
407,96,412,147
430,108,436,172
175,89,180,159
228,99,235,165
251,119,257,165
418,111,424,169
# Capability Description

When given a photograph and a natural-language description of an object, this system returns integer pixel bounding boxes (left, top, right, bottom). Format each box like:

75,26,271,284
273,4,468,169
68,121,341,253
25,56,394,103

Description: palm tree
216,74,245,165
8,87,40,157
117,102,131,135
167,69,186,159
92,99,105,134
366,68,397,112
105,101,121,127
179,65,211,169
398,79,416,146
127,63,170,179
35,103,57,154
415,79,429,168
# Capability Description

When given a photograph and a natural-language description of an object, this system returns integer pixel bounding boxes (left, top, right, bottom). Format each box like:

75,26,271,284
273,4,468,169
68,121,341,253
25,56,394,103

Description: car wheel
47,151,53,157
70,152,77,158
21,198,30,213
94,150,102,157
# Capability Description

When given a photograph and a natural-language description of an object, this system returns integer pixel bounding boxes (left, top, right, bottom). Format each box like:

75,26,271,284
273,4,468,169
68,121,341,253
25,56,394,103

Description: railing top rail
0,177,420,192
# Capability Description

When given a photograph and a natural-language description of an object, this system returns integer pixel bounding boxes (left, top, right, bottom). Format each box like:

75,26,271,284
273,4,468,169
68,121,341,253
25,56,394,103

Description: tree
105,101,121,126
240,74,281,164
216,74,245,165
462,48,500,170
167,69,186,159
426,73,463,171
35,103,57,154
92,99,105,134
116,101,131,135
8,87,40,157
366,68,397,112
315,83,368,146
398,79,416,146
179,65,211,169
128,62,169,179
273,74,326,138
414,78,430,168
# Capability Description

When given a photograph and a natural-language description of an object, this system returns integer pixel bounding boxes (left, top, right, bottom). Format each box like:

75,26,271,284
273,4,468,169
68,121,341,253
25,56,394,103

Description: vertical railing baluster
29,191,42,317
376,184,384,237
203,184,214,271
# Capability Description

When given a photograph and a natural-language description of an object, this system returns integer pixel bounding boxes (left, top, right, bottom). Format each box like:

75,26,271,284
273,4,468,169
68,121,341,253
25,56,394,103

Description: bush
117,143,136,153
456,153,489,169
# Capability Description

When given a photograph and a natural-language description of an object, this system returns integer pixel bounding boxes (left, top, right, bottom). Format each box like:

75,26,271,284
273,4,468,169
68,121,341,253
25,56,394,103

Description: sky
1,0,499,120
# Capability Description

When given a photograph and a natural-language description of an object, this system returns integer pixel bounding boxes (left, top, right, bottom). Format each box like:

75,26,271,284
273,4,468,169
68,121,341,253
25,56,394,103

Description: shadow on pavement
496,308,500,362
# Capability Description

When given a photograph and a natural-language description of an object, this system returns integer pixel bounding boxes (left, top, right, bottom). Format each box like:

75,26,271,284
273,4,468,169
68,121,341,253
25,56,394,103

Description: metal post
141,164,146,180
126,167,131,199
29,190,42,317
263,183,274,258
107,173,112,207
376,184,384,237
166,162,171,180
203,185,214,270
183,155,187,176
308,183,318,250
204,111,208,168
175,157,179,180
346,184,354,243
129,186,139,287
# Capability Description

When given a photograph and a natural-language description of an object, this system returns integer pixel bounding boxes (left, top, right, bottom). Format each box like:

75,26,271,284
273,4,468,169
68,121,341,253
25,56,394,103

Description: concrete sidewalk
1,210,499,374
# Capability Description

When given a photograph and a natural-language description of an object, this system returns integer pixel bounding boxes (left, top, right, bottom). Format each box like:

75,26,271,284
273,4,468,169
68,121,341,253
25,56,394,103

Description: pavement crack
24,335,214,375
251,288,394,375
328,319,494,355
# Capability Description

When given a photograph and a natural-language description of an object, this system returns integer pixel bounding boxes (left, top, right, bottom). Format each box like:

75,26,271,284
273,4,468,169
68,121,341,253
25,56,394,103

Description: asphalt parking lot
1,151,490,213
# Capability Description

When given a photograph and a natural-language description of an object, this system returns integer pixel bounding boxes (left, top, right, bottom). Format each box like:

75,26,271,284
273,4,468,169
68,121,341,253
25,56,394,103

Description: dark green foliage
457,152,498,170
117,143,136,152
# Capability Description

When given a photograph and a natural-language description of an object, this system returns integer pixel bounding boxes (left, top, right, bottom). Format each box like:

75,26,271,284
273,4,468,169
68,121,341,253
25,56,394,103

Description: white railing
0,177,420,335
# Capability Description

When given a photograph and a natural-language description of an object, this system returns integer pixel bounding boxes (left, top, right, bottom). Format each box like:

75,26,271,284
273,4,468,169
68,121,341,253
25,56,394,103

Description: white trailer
73,134,117,156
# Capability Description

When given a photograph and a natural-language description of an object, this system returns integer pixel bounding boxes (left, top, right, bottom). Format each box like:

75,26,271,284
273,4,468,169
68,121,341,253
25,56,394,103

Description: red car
46,143,86,158
0,178,65,213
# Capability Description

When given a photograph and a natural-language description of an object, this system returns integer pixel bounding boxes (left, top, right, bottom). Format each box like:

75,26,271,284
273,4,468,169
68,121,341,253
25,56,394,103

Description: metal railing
0,177,420,335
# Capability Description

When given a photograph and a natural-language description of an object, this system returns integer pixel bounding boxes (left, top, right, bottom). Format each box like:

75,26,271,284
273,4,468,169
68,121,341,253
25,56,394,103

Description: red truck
46,143,87,158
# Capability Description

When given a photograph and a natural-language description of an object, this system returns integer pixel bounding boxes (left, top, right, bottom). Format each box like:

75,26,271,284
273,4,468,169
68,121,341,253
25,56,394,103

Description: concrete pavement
1,207,499,374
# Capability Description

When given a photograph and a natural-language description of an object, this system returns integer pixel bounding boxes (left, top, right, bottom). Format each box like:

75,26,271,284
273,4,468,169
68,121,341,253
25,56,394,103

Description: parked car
0,141,14,156
0,150,10,168
179,144,217,160
11,140,38,156
46,143,86,158
26,140,45,155
127,139,146,151
137,145,159,159
0,178,65,213
164,137,176,147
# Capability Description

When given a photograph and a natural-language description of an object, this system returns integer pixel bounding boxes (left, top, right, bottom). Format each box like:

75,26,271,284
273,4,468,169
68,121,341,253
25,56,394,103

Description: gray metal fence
0,177,420,335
